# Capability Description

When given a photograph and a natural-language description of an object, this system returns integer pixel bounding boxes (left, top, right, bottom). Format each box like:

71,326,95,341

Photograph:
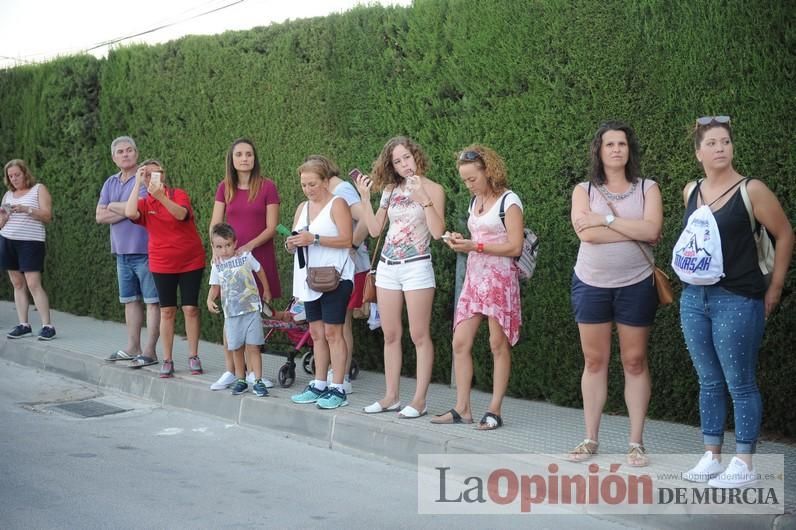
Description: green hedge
0,0,793,436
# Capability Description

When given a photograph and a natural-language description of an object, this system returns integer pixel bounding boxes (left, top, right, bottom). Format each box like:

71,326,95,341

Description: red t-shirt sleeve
214,181,226,203
263,178,280,205
171,188,194,220
131,197,148,226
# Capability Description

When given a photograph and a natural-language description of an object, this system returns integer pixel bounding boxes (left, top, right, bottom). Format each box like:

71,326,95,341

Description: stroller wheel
278,364,295,388
349,359,360,381
301,350,314,375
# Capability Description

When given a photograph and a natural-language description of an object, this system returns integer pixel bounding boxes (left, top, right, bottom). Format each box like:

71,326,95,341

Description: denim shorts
0,237,46,272
571,272,657,327
225,310,265,350
374,256,435,291
116,254,159,304
304,280,353,324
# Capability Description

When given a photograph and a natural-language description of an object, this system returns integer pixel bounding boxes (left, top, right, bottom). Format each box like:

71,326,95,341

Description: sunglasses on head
696,115,731,126
458,150,481,162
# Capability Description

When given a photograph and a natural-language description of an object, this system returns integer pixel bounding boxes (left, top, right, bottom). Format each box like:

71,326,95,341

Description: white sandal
568,438,599,462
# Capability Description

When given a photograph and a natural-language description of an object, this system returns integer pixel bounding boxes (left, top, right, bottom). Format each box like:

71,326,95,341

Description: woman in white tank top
0,159,55,340
286,156,354,410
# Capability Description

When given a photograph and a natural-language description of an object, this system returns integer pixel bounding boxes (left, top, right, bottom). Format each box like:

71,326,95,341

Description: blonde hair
455,144,508,195
3,159,37,190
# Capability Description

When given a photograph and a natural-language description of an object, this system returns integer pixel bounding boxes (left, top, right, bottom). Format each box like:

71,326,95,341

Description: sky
0,0,412,69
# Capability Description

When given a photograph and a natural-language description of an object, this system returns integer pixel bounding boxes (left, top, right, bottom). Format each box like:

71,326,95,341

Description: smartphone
150,171,162,186
441,234,451,241
276,224,292,237
348,168,363,182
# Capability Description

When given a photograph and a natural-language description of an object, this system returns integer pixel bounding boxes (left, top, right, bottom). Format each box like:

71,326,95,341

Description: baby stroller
262,298,360,387
261,298,313,388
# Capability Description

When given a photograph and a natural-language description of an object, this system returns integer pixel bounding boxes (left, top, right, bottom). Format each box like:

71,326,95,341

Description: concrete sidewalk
0,301,792,527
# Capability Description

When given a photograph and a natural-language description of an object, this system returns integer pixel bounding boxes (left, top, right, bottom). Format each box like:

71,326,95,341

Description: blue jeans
680,285,764,454
116,254,159,304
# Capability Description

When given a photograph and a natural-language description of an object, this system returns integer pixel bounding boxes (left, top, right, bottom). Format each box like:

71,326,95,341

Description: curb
1,338,791,528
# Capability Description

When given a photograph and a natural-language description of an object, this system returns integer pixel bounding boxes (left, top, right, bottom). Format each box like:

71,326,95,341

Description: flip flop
430,408,473,424
363,401,402,414
129,355,158,369
476,412,503,430
106,350,135,362
397,405,427,419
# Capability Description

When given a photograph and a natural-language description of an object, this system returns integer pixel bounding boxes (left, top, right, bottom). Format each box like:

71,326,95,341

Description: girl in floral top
431,145,524,430
355,136,445,418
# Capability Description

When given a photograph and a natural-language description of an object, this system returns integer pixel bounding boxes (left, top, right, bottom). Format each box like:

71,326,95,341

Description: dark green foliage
0,0,793,436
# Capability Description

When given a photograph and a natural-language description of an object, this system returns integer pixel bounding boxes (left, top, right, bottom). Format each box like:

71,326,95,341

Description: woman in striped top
0,159,55,340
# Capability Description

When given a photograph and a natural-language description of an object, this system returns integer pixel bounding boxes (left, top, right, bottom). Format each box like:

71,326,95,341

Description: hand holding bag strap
367,187,396,271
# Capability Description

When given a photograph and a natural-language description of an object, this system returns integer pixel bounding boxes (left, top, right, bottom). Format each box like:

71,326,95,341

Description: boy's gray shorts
225,311,265,350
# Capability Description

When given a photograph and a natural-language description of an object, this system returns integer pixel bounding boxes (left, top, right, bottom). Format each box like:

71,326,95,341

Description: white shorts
375,256,436,291
225,311,265,350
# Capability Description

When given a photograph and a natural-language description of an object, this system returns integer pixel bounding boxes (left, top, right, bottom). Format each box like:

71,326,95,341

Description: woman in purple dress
209,138,281,390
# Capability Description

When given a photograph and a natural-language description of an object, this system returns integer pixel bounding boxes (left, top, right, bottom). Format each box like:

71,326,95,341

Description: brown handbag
594,183,673,306
304,201,342,293
361,187,396,305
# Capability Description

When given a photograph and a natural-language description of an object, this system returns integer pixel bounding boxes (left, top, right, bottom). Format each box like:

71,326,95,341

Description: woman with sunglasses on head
208,138,281,391
678,116,793,487
430,146,523,430
125,159,206,378
569,121,663,467
355,136,445,418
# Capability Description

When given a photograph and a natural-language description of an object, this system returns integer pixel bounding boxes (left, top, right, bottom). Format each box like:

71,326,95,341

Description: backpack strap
498,190,513,229
738,177,759,233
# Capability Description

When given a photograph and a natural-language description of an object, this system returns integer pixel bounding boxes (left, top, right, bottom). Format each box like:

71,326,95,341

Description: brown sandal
627,443,649,467
568,438,599,462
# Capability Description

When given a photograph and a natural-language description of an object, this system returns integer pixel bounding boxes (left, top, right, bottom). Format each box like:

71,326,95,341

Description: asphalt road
0,360,640,529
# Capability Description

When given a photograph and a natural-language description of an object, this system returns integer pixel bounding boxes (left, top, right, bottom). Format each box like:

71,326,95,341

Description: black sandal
476,412,503,430
430,408,473,424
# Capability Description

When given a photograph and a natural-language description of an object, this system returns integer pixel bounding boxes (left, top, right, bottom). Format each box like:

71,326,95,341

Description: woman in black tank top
678,116,793,487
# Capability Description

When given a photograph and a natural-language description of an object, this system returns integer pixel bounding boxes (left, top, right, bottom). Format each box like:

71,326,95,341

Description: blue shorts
0,237,45,272
304,280,353,325
571,272,657,327
116,254,159,304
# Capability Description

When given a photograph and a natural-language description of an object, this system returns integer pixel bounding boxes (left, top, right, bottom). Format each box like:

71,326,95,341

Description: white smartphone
150,171,162,186
441,233,451,242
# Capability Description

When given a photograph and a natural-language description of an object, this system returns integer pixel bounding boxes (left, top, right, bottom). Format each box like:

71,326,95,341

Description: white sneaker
683,451,724,482
210,371,237,391
707,456,758,488
247,372,274,388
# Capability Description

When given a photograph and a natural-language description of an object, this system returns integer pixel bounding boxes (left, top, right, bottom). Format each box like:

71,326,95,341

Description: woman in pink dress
431,145,524,430
208,138,280,390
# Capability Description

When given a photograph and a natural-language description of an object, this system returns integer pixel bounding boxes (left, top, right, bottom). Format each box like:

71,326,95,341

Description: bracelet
476,242,484,253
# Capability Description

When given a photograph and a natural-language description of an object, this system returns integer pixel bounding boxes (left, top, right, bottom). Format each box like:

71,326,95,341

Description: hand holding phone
348,168,363,182
150,171,162,186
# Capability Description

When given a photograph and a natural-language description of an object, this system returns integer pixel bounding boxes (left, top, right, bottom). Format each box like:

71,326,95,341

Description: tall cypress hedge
0,0,793,436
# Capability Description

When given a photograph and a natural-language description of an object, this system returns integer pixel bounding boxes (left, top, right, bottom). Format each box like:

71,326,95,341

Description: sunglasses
696,115,731,126
458,150,481,162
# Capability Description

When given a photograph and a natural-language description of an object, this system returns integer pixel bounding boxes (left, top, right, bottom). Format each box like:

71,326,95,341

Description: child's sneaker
291,384,325,404
707,456,758,488
252,379,269,397
247,372,275,388
316,387,348,409
231,379,248,395
37,325,56,341
159,360,174,378
682,451,724,482
7,323,32,339
188,355,203,375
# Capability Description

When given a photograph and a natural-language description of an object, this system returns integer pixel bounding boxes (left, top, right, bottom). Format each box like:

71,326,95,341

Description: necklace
478,195,490,214
597,181,637,202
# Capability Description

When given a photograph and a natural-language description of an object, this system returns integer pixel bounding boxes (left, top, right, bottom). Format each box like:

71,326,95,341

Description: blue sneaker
231,379,248,395
38,326,56,341
7,324,32,339
252,379,269,397
291,384,325,404
316,387,348,409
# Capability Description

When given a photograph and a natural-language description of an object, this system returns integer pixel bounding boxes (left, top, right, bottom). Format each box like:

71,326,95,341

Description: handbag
361,187,396,305
594,182,673,306
304,202,342,293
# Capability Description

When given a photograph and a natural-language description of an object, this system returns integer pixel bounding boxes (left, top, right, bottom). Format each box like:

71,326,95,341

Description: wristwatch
604,214,616,226
313,233,320,246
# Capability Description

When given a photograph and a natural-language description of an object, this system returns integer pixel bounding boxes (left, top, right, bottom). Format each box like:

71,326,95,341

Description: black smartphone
348,168,363,182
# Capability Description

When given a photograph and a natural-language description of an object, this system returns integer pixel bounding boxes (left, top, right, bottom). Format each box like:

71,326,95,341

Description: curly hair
224,138,265,204
588,120,642,185
3,159,37,190
370,136,430,191
455,144,508,195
